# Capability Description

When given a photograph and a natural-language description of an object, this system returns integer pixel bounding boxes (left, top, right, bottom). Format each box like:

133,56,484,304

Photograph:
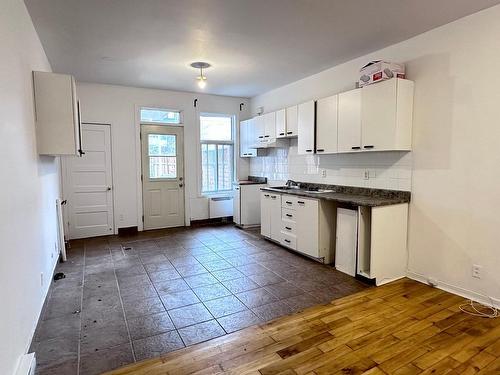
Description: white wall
76,83,250,228
0,1,61,374
251,5,500,304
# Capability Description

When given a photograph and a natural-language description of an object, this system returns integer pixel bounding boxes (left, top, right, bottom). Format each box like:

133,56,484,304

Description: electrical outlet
364,170,369,180
321,169,327,178
472,264,482,279
40,272,44,286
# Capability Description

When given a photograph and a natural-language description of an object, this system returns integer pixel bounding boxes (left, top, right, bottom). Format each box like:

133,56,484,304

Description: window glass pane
202,144,218,192
141,108,180,124
200,115,232,141
148,134,176,156
149,156,177,179
217,144,233,191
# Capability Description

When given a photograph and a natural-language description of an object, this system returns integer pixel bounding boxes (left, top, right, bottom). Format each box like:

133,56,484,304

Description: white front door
62,123,114,239
141,125,185,230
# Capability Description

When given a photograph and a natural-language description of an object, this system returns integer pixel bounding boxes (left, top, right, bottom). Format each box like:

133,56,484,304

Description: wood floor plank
104,279,500,375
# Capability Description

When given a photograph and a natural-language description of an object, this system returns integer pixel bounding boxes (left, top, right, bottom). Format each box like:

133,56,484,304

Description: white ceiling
25,0,500,98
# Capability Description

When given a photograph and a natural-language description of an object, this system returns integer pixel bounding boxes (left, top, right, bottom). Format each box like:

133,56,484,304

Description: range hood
250,138,289,149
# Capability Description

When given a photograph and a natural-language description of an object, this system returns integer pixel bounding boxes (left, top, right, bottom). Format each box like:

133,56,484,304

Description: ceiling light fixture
190,62,211,89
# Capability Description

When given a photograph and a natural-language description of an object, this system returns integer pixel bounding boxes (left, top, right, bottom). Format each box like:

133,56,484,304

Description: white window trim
140,106,184,125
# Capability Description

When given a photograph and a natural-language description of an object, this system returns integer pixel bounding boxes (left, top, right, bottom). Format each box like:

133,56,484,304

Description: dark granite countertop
261,182,410,207
234,176,268,185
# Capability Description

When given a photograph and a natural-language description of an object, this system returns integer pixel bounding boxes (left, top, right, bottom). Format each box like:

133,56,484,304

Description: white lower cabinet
261,192,336,263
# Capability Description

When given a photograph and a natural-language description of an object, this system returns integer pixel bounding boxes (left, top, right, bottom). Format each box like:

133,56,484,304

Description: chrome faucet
286,180,300,189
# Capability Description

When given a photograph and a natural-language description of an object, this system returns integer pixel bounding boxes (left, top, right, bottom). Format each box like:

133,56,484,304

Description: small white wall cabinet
361,78,414,151
357,203,408,285
263,111,276,141
239,119,256,157
285,105,298,137
253,115,265,146
337,89,362,152
276,109,286,138
297,100,315,155
316,94,338,154
33,71,83,156
262,192,336,263
260,192,281,240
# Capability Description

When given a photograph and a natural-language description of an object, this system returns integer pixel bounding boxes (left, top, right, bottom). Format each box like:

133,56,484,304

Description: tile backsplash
249,139,412,191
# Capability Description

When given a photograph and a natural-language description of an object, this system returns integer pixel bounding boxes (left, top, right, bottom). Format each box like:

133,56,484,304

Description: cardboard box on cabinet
359,60,405,87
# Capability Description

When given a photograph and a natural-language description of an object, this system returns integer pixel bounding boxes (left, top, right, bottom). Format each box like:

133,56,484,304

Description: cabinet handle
286,214,293,218
264,194,269,197
351,146,361,150
305,149,312,152
297,201,305,204
264,135,270,138
285,201,292,204
287,131,293,134
258,136,264,139
284,239,291,243
279,133,285,136
271,195,277,199
316,149,324,152
364,145,374,149
285,226,292,230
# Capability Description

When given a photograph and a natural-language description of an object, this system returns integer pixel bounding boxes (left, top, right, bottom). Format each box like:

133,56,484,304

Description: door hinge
139,132,142,140
142,215,144,223
141,174,143,181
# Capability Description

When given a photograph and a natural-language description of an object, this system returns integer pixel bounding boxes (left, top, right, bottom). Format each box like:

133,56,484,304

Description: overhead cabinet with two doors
298,78,414,155
33,71,84,156
239,105,299,157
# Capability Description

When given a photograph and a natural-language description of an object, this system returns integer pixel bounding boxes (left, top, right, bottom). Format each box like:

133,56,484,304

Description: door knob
179,183,184,188
179,177,184,181
107,187,112,191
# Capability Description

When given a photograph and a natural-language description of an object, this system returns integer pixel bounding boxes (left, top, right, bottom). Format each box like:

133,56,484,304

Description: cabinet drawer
281,196,297,209
282,208,296,222
281,220,297,234
280,232,297,250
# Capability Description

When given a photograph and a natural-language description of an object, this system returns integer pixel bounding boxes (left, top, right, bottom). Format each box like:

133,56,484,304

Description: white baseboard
15,353,36,375
407,270,500,309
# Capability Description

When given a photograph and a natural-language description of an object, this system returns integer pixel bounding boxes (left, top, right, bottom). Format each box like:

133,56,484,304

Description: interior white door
141,125,185,230
63,123,113,239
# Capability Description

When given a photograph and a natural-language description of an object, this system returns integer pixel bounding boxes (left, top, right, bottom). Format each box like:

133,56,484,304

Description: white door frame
61,122,116,238
134,105,187,231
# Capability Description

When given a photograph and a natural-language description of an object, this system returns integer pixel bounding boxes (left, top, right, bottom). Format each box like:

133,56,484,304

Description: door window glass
148,134,177,179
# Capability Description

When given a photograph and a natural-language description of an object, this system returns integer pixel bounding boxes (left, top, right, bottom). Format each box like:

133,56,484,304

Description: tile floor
32,224,369,375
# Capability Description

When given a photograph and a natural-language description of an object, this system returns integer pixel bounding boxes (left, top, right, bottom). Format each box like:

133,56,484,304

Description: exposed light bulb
197,76,207,89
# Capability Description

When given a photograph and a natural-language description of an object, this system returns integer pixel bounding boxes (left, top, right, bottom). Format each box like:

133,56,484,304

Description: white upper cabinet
316,94,338,154
239,119,256,157
276,109,286,138
253,115,265,145
297,100,315,155
263,111,276,141
338,89,362,152
33,71,82,156
286,105,298,137
361,78,414,151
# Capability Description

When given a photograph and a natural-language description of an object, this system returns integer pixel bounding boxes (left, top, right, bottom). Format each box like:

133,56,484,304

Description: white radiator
209,197,233,218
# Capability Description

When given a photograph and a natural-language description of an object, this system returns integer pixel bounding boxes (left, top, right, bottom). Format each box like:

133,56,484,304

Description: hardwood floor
105,279,500,375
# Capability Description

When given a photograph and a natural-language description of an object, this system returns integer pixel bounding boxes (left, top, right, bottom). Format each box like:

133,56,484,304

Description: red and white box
359,60,405,87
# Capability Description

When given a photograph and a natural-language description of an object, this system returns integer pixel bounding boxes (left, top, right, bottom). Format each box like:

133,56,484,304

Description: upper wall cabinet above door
316,94,338,154
239,118,256,157
263,111,276,141
361,78,414,151
297,100,315,155
285,105,298,137
276,109,286,138
338,89,362,152
33,71,83,156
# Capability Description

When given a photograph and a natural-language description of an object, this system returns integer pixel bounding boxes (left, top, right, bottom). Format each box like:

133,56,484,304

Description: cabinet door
233,186,241,224
361,79,397,151
246,118,256,156
269,194,282,241
296,198,319,257
286,105,298,137
338,89,362,152
316,95,338,154
260,192,271,238
276,109,286,138
264,112,276,140
254,115,265,145
239,120,248,157
297,100,315,155
335,208,358,276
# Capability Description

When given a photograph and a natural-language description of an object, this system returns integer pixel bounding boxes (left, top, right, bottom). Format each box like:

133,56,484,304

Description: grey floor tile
169,303,213,328
127,311,175,340
144,261,175,273
175,263,208,277
43,294,81,320
236,263,270,276
211,268,245,282
34,314,80,342
79,343,134,375
200,259,232,272
184,273,219,288
36,359,78,375
203,295,248,318
116,273,151,289
282,293,321,312
80,321,129,353
265,281,305,300
133,331,185,361
217,310,261,334
222,277,260,294
192,283,231,302
120,283,158,303
82,294,121,311
81,304,124,330
148,268,181,283
160,289,200,310
33,337,78,371
252,301,295,322
178,320,225,346
248,271,285,287
122,295,165,318
153,278,190,294
236,288,278,308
